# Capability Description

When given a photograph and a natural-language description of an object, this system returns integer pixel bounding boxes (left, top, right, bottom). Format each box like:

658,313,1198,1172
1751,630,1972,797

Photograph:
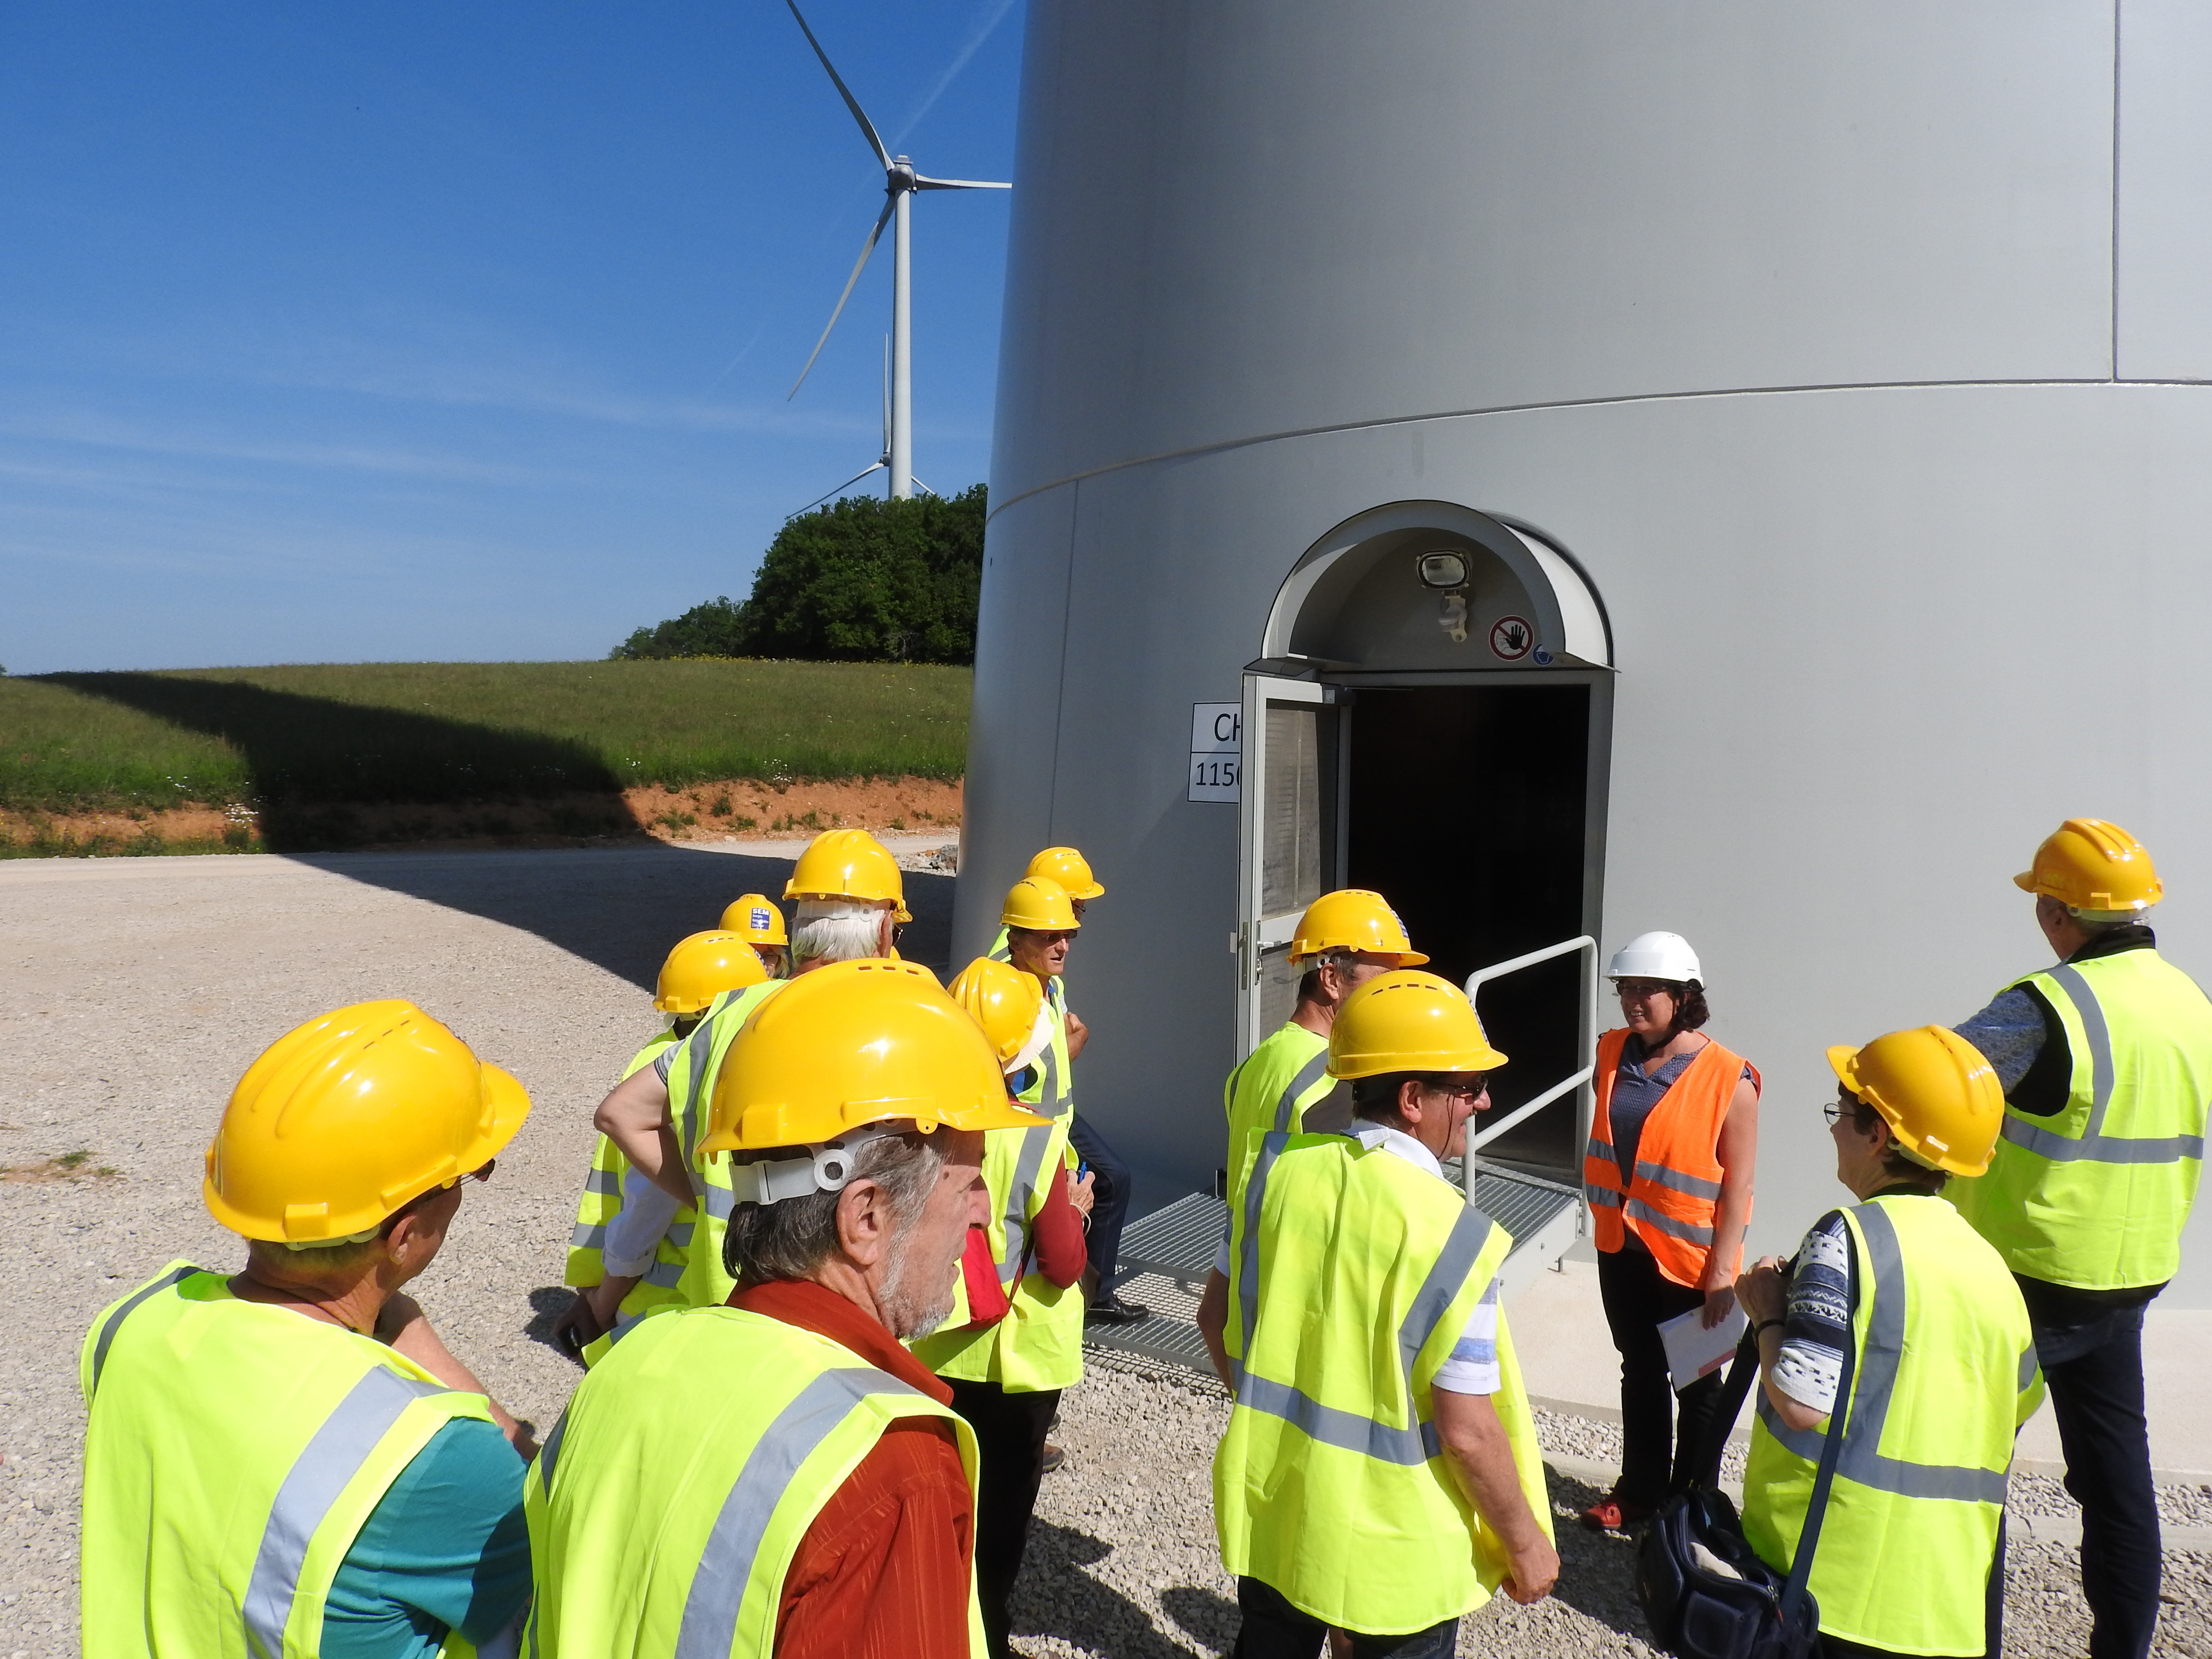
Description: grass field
0,660,971,816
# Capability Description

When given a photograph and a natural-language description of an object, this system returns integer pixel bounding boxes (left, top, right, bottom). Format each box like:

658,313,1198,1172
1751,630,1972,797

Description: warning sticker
1489,615,1535,661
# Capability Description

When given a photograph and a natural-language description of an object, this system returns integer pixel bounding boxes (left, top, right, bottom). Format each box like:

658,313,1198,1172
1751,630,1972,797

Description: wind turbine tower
784,0,1008,503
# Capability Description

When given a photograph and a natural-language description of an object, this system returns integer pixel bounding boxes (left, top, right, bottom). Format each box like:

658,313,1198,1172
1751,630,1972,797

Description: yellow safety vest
1214,1130,1552,1635
1951,949,2212,1289
526,1305,984,1657
661,980,788,1310
1743,1196,2042,1656
80,1262,498,1659
913,979,1085,1392
565,1032,691,1365
1221,1022,1333,1214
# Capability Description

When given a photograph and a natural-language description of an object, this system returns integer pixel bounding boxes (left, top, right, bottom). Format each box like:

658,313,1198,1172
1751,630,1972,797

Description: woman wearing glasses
1578,931,1761,1531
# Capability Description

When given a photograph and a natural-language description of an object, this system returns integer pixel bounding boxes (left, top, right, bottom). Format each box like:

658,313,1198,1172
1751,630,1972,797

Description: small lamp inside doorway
1417,550,1470,642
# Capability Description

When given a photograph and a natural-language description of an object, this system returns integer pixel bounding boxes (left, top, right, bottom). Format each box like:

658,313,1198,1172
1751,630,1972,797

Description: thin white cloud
890,0,1020,153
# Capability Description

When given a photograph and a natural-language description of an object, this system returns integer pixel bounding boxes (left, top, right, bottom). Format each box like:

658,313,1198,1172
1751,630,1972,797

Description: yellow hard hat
1001,875,1080,931
1327,970,1508,1079
719,892,789,947
1289,889,1428,967
700,959,1049,1157
1024,846,1105,901
1827,1026,2004,1178
655,931,769,1014
783,828,912,924
949,956,1046,1069
2015,817,2163,913
205,1001,531,1244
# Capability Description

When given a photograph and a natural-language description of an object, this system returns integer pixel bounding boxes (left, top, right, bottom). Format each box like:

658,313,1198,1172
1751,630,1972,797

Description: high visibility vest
525,1305,984,1658
562,1032,698,1367
1583,1029,1756,1287
662,980,788,1310
1950,949,2212,1289
912,979,1086,1392
80,1262,499,1659
986,925,1012,962
1221,1022,1333,1214
1744,1196,2041,1656
1214,1131,1553,1635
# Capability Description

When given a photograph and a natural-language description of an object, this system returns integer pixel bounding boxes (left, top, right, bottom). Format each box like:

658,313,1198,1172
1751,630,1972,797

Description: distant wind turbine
783,0,1009,503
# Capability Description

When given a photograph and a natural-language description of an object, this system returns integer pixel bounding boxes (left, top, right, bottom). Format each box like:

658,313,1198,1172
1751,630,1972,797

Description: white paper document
1658,1300,1749,1393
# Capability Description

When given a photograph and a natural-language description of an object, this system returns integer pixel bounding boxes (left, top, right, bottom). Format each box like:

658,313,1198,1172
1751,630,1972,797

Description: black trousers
2019,1279,2162,1659
1597,1241,1728,1505
1068,1111,1131,1290
1230,1576,1459,1659
945,1379,1061,1659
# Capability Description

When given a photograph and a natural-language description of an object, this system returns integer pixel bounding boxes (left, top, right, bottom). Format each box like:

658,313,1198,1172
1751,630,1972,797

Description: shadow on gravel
301,844,957,991
1157,1585,1238,1653
1543,1467,1659,1644
524,1286,589,1367
1013,1520,1207,1657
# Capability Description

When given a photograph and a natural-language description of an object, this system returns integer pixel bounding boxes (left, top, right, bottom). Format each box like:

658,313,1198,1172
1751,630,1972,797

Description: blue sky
0,1,1022,673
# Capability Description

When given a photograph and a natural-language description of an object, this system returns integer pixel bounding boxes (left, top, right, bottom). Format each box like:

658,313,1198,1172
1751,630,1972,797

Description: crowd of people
76,817,2206,1659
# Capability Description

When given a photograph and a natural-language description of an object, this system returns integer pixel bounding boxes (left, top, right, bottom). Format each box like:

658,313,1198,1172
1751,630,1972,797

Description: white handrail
1462,934,1599,1160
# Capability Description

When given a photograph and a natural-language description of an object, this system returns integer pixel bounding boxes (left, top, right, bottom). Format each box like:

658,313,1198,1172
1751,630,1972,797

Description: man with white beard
525,960,1049,1659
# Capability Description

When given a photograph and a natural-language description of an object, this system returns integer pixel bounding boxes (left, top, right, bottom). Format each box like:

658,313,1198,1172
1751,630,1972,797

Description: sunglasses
440,1158,497,1190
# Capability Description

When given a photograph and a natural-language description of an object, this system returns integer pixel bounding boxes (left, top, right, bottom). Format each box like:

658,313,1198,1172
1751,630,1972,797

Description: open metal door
1235,674,1343,1056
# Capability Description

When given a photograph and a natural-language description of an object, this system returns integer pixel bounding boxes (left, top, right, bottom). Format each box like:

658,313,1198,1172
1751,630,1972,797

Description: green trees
613,485,986,665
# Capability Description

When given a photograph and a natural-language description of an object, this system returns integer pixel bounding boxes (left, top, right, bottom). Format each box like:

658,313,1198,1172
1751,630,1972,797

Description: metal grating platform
1087,1164,1587,1376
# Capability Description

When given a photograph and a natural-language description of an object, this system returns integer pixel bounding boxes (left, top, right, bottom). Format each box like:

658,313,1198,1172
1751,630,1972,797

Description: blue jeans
2019,1276,2162,1659
1231,1577,1458,1659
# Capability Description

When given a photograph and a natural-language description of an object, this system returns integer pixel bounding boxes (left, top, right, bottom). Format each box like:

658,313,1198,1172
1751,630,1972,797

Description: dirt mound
0,775,962,857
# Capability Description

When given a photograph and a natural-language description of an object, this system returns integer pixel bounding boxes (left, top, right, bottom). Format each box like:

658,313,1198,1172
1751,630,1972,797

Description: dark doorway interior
1345,683,1591,1175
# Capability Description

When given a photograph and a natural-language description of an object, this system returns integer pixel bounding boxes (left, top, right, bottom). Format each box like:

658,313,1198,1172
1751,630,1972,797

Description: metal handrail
1463,934,1598,1157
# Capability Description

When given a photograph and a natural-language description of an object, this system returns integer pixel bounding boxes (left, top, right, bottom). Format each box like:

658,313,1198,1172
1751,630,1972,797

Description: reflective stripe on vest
2000,964,2208,1164
242,1367,457,1658
1742,1197,2037,1656
81,1265,493,1659
1213,1130,1552,1633
1231,1129,1494,1462
526,1309,983,1659
1953,949,2212,1288
1582,1029,1751,1285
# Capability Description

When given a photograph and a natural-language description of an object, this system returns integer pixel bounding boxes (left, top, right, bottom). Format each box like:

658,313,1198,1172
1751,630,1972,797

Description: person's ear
1397,1078,1426,1123
836,1178,892,1269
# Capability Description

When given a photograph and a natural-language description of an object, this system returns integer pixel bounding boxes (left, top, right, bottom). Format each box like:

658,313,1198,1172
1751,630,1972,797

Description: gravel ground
3,846,2206,1657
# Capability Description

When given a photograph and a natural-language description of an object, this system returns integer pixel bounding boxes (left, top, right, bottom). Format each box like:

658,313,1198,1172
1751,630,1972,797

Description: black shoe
1041,1441,1066,1474
1086,1292,1150,1326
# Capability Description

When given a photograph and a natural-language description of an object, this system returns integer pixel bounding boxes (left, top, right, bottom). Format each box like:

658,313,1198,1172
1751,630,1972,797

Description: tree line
612,485,985,666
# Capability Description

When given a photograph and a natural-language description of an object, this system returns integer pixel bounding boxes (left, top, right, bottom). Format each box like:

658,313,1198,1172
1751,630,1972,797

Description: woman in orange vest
1578,930,1760,1532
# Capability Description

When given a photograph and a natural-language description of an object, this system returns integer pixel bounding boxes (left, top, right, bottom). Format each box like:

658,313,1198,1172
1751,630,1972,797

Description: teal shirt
322,1417,531,1657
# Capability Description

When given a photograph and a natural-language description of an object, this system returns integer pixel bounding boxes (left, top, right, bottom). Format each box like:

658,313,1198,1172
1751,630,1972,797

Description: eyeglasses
1423,1080,1488,1103
441,1158,497,1189
1614,980,1675,1001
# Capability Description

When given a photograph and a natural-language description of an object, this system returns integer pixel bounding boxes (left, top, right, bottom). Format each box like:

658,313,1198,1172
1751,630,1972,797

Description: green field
0,660,972,814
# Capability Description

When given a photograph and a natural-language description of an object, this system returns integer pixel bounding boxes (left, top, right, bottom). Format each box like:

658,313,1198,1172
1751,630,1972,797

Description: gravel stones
4,847,2206,1657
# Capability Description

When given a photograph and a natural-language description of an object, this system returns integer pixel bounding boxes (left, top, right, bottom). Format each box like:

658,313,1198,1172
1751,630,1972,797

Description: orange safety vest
1584,1028,1757,1286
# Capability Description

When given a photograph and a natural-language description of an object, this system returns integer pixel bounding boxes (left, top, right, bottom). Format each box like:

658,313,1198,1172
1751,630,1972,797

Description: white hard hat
1607,931,1702,985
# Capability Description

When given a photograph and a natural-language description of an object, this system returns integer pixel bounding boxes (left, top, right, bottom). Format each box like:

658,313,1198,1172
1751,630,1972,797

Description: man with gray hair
589,829,913,1320
528,960,1050,1658
1951,818,2212,1659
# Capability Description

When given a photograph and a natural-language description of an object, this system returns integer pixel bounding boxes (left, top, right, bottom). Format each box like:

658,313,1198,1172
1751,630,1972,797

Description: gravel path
3,846,2205,1657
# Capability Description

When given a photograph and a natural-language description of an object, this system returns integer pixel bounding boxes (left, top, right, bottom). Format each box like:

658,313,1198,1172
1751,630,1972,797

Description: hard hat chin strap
730,1123,903,1207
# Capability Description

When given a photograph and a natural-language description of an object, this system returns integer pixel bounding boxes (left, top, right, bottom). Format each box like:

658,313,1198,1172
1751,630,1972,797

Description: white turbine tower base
783,0,1008,504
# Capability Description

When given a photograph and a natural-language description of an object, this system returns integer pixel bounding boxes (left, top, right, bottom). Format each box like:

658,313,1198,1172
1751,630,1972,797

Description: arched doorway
1236,501,1612,1182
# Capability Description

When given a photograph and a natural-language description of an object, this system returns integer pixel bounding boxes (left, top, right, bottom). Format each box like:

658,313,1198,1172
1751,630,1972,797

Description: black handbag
1635,1252,1856,1659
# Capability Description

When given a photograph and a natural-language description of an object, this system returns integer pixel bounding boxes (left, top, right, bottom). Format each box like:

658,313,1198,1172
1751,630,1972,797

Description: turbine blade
791,460,887,519
912,174,1011,190
788,199,895,400
784,0,890,168
909,475,937,498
